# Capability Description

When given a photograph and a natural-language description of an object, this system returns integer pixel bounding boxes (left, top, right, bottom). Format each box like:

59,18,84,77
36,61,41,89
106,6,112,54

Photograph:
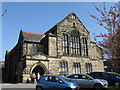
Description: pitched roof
21,30,45,43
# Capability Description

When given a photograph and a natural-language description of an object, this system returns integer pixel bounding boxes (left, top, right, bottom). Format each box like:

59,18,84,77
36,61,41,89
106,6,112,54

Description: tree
90,2,120,73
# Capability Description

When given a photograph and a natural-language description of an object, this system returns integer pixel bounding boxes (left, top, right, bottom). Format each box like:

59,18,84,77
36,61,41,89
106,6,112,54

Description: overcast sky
1,1,116,61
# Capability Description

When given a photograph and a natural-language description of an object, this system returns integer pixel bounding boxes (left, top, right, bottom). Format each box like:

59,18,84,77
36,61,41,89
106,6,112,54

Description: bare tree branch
2,9,7,16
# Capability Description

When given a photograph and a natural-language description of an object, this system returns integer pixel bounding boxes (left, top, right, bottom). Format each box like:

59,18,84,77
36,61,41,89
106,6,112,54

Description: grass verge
107,86,120,90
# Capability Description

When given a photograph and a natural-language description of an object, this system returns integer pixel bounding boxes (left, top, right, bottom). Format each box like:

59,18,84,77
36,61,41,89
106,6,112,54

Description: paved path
0,83,90,90
0,83,36,90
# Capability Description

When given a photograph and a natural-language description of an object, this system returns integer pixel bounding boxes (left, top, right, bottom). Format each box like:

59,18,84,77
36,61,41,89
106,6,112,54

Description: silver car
66,74,108,89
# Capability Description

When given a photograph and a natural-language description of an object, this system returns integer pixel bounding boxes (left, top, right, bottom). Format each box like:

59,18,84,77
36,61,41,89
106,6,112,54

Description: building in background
4,12,104,83
0,61,4,83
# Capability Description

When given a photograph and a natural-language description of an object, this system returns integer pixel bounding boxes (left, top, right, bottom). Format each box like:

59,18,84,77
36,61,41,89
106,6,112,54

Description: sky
1,1,117,61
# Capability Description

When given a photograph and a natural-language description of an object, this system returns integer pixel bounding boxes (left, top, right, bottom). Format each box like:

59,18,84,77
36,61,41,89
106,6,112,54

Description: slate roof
21,30,45,43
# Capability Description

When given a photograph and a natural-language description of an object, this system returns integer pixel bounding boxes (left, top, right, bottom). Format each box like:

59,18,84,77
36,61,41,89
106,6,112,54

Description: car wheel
94,84,103,90
36,87,42,90
115,82,120,86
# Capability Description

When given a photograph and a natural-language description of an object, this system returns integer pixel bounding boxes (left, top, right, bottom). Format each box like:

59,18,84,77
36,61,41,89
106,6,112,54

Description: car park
36,75,80,90
89,72,120,86
66,74,108,89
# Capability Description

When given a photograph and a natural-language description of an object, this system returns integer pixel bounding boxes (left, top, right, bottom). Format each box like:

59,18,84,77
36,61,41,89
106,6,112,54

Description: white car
66,74,108,89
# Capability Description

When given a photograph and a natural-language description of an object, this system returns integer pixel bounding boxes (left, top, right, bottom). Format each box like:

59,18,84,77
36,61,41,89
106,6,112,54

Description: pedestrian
26,78,30,83
37,73,40,82
32,72,36,83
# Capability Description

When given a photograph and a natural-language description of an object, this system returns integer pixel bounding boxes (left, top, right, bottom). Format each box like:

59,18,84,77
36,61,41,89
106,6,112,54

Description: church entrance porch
32,65,44,76
30,62,48,76
31,65,45,83
22,62,48,83
29,62,48,83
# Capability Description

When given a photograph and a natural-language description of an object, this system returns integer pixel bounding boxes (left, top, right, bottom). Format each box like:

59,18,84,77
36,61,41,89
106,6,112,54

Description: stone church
4,12,104,83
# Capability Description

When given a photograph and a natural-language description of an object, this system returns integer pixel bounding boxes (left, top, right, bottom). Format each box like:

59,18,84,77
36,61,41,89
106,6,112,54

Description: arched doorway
30,62,48,77
32,65,44,76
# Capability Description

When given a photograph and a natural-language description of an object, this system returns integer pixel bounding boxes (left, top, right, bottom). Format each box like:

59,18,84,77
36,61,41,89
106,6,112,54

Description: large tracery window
70,31,81,55
59,61,68,74
82,38,88,56
62,34,69,55
73,62,81,74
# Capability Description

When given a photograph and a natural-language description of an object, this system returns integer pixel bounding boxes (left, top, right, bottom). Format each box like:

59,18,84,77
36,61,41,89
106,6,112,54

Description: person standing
37,73,40,82
32,72,36,83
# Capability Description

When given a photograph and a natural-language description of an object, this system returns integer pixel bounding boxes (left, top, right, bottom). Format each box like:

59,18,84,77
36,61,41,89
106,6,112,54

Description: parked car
59,73,69,77
66,74,108,89
36,75,80,90
89,72,120,86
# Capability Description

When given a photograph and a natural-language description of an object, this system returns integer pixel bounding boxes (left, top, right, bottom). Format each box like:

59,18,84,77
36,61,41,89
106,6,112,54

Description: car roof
90,72,118,74
67,73,87,76
41,75,59,77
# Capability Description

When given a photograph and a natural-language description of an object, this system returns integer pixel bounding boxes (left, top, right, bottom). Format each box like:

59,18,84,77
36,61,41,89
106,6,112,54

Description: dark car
36,75,80,90
89,72,120,86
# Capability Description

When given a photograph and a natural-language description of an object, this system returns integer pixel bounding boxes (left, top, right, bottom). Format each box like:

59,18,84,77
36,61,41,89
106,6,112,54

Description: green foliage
108,86,120,90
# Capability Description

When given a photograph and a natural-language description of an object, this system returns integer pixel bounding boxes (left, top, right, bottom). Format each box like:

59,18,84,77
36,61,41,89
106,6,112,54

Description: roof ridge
22,30,45,35
6,50,10,53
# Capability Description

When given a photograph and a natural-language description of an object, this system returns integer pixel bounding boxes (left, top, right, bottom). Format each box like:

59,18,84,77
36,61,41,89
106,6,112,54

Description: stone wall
48,36,57,57
48,56,104,75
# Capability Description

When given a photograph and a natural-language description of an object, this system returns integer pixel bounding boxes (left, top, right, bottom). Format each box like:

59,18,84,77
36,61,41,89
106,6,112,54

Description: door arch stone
30,62,48,76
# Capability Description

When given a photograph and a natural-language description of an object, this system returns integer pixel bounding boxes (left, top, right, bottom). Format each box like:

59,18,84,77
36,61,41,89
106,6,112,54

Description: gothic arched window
70,30,81,55
73,62,81,74
31,44,39,54
82,38,88,56
62,34,69,55
86,63,92,74
59,61,68,74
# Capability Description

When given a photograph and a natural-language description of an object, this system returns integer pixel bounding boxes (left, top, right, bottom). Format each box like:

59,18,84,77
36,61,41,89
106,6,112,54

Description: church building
4,12,104,83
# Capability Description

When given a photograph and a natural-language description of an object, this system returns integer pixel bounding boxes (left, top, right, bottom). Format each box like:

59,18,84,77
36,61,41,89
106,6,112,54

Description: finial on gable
70,11,75,15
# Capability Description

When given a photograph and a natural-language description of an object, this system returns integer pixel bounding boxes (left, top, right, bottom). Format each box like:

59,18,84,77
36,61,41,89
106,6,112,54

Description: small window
31,44,40,54
73,23,75,28
71,14,76,19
